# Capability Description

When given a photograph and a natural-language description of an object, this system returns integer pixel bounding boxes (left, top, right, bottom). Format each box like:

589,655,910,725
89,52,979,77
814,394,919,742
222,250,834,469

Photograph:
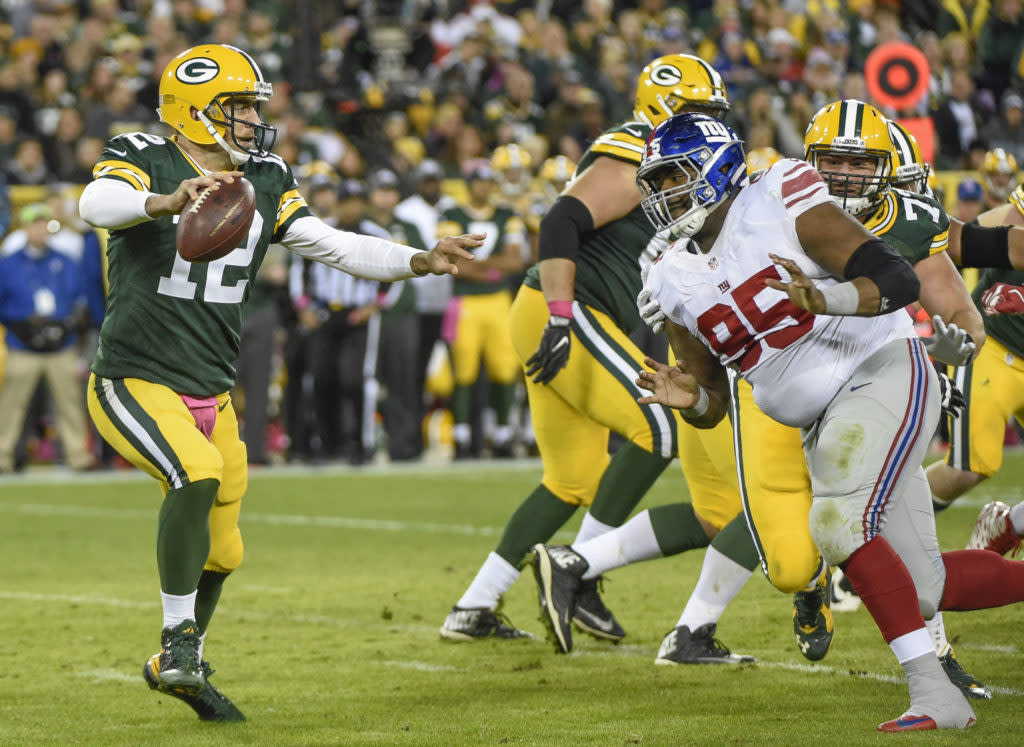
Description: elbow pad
843,238,920,314
958,222,1012,269
538,195,595,263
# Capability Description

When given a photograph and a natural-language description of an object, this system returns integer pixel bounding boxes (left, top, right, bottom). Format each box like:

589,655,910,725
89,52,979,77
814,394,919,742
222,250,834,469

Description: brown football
175,177,256,262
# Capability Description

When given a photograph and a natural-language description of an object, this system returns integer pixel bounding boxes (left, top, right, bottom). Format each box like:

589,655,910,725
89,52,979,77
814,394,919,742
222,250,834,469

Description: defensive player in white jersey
592,113,1023,731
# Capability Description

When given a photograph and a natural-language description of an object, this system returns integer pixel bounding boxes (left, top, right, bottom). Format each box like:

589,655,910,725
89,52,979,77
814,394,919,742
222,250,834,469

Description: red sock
840,536,924,643
941,549,1024,610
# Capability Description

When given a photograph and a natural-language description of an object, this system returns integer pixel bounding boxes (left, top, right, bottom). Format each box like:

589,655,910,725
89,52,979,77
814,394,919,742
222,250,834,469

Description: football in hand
175,177,256,262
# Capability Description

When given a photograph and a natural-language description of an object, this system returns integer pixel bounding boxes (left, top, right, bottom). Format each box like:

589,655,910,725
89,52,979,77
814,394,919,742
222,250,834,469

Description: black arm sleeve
843,237,920,314
537,195,595,263
958,222,1013,269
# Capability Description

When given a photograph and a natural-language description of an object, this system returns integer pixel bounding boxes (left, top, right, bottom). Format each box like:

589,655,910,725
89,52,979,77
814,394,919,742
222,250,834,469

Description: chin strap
197,110,250,166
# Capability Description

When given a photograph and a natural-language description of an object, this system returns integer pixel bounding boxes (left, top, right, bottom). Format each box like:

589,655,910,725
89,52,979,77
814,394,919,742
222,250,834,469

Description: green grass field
1,453,1023,746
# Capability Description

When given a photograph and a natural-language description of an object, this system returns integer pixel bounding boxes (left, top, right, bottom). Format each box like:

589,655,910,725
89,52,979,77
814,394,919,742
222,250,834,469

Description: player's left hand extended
412,233,485,276
636,357,700,408
980,282,1024,316
922,314,975,366
936,371,966,420
766,254,826,314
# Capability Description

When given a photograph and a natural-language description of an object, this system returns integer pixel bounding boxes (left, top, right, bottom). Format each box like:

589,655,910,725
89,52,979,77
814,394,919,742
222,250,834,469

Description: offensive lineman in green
79,44,480,721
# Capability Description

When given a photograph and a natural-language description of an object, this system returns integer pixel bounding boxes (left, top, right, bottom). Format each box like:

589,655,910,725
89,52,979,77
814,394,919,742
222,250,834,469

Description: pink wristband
485,269,502,282
548,300,573,319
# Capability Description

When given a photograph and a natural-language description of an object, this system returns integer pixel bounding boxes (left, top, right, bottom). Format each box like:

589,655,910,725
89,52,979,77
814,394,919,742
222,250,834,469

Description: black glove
936,372,966,420
525,315,571,384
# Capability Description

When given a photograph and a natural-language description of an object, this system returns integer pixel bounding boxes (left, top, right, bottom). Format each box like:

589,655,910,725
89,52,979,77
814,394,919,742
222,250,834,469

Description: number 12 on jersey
158,213,264,303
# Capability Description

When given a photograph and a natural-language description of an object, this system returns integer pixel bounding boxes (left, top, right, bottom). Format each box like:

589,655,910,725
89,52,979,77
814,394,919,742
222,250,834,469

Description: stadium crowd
0,0,1023,471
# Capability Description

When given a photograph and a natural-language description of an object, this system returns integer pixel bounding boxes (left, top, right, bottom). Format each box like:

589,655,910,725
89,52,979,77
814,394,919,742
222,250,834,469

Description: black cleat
572,577,626,642
793,569,835,661
144,657,246,722
655,623,756,665
939,646,993,701
153,620,205,694
531,544,588,654
439,606,535,641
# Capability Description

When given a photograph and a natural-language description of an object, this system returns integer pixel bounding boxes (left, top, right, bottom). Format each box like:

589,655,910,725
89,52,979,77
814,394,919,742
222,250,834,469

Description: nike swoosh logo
622,127,643,138
107,148,127,157
850,383,871,391
573,608,615,632
218,400,230,412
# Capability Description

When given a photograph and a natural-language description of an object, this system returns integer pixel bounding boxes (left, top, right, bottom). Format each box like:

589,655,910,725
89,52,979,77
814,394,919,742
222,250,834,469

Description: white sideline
6,590,1020,698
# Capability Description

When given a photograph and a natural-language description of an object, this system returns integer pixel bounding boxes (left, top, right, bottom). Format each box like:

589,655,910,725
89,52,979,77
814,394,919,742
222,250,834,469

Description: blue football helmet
636,112,747,238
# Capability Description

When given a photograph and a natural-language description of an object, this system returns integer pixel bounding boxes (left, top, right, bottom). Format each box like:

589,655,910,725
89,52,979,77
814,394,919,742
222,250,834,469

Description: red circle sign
865,42,930,111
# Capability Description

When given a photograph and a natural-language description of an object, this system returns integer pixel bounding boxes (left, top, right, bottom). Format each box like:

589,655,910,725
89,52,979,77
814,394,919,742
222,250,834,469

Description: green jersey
437,204,525,296
862,188,950,264
523,121,663,333
90,132,310,395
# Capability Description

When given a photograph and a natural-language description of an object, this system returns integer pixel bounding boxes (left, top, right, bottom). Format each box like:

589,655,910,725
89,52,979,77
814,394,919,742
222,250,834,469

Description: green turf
1,454,1023,746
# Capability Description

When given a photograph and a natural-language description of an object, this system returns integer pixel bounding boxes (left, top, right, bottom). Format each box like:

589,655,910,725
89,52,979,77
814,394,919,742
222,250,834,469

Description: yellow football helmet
886,120,931,195
1010,184,1024,217
539,155,577,201
981,147,1019,203
804,99,893,215
491,143,534,198
633,54,729,128
158,44,276,165
745,146,782,175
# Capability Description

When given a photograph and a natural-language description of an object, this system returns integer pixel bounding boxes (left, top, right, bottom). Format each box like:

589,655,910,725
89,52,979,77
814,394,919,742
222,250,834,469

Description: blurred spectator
803,47,841,108
932,67,984,169
395,159,456,414
981,89,1024,165
42,106,84,182
108,32,150,93
0,173,9,238
482,60,545,147
245,6,292,83
5,136,54,186
760,27,803,87
32,67,75,137
0,62,36,134
0,203,93,473
82,78,155,140
977,0,1024,97
713,31,760,101
936,0,991,38
0,105,20,164
955,177,986,223
367,168,426,462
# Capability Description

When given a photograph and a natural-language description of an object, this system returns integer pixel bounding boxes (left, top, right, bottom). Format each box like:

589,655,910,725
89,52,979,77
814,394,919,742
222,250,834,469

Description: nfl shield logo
708,257,719,270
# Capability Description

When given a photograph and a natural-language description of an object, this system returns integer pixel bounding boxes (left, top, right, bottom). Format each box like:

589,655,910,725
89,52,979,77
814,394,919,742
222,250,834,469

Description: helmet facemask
199,89,277,166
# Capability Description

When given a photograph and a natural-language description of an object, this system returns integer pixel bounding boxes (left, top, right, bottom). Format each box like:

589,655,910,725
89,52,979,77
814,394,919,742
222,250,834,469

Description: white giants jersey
645,158,915,427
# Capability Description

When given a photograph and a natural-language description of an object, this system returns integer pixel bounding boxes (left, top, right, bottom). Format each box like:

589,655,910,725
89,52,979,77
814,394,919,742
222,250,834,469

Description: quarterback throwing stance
629,113,1024,731
78,44,479,721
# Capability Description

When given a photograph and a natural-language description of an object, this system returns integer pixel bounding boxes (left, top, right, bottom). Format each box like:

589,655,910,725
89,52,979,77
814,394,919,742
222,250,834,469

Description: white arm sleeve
79,178,156,230
281,215,424,281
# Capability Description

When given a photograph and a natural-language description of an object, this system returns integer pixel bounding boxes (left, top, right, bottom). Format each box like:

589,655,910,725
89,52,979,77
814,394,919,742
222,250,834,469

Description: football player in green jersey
441,55,755,650
78,44,481,721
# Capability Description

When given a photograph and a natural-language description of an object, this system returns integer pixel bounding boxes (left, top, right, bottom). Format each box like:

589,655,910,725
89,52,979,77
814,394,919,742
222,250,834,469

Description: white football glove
638,263,666,333
922,314,975,366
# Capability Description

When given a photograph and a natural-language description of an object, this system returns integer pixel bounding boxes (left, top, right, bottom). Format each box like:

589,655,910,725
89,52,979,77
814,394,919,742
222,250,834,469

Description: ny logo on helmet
696,119,732,143
176,58,220,85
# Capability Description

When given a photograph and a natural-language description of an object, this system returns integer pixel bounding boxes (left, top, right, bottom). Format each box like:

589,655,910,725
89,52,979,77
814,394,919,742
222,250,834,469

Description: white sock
1010,501,1024,535
453,423,471,445
890,628,935,664
198,632,206,662
677,546,753,630
573,509,662,580
574,512,615,544
456,552,520,610
492,424,514,446
161,590,197,629
925,612,950,656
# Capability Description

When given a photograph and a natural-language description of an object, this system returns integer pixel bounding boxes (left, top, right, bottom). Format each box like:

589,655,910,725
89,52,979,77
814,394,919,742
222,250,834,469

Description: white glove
921,314,975,366
638,263,666,333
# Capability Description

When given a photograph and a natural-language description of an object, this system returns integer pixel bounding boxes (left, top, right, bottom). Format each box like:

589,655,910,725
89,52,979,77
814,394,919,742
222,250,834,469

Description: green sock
710,514,760,571
494,484,577,567
157,478,219,596
489,382,517,425
195,569,230,635
649,502,712,556
451,385,471,425
589,442,672,526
